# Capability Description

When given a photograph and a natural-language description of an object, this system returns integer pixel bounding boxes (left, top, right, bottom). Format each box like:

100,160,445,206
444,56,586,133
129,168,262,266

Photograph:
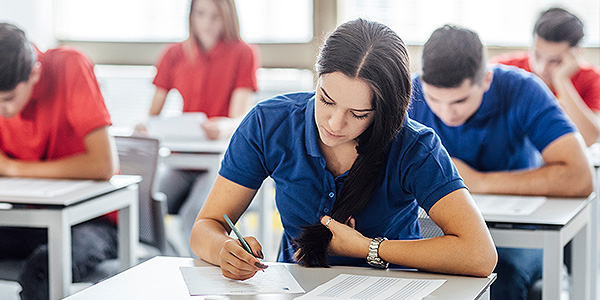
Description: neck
320,142,358,177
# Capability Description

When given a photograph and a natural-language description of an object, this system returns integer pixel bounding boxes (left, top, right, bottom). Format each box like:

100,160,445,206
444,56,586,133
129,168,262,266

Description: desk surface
66,256,495,300
473,193,595,228
0,175,140,206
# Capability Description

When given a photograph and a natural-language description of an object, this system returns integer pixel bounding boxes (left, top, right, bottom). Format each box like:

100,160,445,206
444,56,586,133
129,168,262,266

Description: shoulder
397,117,441,149
491,65,547,94
41,46,92,67
156,43,184,62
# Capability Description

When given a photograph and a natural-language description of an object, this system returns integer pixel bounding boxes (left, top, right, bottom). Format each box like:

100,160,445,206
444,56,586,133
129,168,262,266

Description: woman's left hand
320,216,371,258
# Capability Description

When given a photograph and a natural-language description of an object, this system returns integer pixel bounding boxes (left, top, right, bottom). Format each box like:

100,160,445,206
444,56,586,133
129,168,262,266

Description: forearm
379,235,496,277
471,162,593,197
554,77,600,146
3,152,116,180
190,218,234,265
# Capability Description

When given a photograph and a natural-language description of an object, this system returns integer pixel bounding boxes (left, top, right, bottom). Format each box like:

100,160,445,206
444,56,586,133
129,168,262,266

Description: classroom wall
0,0,56,50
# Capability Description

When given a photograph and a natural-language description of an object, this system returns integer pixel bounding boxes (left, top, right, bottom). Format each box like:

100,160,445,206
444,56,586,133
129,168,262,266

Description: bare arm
190,175,266,280
0,126,118,180
323,189,497,277
201,87,254,140
455,133,593,197
148,87,169,116
552,50,600,146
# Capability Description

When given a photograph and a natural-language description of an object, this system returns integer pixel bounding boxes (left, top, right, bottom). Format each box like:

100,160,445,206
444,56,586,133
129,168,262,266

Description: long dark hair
293,18,412,267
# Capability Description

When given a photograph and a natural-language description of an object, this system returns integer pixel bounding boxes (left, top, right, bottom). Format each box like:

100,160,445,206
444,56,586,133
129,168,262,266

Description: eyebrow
425,92,468,104
320,87,374,112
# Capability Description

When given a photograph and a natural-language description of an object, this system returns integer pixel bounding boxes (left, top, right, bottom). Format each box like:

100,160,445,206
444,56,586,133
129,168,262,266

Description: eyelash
319,96,369,120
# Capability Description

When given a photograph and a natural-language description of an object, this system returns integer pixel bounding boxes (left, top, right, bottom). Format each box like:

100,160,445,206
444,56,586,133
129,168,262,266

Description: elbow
94,159,119,181
568,168,594,198
466,243,498,277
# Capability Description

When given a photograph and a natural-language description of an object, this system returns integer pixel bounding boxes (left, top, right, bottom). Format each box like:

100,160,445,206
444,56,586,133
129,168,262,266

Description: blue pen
223,214,256,257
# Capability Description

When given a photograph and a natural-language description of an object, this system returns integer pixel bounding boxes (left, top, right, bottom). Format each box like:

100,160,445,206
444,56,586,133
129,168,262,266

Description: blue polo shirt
409,66,576,172
220,91,465,266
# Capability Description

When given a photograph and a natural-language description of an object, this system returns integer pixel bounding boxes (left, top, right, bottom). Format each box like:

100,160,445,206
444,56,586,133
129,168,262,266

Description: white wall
0,0,56,50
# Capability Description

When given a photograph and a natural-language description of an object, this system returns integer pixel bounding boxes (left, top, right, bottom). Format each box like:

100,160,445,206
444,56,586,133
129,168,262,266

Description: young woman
146,0,258,140
190,19,497,280
143,0,260,220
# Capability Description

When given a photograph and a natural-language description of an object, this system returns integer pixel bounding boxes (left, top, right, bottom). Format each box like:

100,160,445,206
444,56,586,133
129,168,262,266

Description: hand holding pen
221,214,268,280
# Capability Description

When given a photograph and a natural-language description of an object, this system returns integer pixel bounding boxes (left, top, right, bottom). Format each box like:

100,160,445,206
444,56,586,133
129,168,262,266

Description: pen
223,214,256,257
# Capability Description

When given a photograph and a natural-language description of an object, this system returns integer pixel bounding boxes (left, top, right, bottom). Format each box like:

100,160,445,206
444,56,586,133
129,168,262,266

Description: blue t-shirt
220,91,465,266
408,66,576,172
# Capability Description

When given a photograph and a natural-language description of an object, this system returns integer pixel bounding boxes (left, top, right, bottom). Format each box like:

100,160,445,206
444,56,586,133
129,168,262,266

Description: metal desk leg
48,212,71,300
542,231,562,300
570,219,591,300
118,187,139,271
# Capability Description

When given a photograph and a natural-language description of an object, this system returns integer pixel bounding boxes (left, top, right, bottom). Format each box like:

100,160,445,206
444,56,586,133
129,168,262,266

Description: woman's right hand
219,237,267,280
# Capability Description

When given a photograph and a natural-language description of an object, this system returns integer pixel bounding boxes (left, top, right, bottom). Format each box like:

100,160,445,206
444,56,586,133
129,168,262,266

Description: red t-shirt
492,51,600,112
0,46,117,224
153,39,259,117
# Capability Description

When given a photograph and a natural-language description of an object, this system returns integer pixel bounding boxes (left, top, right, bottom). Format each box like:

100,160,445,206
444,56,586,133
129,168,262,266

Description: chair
113,135,169,256
76,135,172,285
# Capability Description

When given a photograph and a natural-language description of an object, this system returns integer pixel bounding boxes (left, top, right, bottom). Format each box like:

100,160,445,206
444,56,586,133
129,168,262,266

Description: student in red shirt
139,0,259,241
0,23,119,300
492,7,600,146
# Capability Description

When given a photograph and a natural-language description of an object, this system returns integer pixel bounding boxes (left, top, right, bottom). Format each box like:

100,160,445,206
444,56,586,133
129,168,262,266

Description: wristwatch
367,237,389,269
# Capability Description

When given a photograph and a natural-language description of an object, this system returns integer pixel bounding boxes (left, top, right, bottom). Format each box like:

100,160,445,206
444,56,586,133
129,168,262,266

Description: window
55,0,313,43
338,0,599,46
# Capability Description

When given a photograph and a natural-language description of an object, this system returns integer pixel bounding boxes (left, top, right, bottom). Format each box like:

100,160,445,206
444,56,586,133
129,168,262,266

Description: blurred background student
492,7,600,146
0,23,118,300
138,0,259,255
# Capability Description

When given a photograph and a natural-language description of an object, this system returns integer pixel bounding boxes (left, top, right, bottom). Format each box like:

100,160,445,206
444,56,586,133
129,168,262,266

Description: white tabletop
473,193,595,227
66,256,496,300
0,175,141,206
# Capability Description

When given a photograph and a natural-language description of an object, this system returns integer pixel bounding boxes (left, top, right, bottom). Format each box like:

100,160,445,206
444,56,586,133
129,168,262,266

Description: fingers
320,216,337,230
219,239,267,280
245,236,265,259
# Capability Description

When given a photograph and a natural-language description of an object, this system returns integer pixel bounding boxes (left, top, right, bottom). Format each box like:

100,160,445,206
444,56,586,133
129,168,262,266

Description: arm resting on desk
454,133,594,197
0,126,118,180
323,188,498,278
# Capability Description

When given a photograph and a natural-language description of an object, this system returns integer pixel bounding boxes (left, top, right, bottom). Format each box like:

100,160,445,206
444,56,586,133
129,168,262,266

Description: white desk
0,175,140,300
474,193,596,300
66,256,496,300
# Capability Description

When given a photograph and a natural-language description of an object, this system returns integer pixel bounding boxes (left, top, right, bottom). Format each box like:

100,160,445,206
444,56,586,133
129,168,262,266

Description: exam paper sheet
294,274,445,300
474,194,546,216
180,265,304,296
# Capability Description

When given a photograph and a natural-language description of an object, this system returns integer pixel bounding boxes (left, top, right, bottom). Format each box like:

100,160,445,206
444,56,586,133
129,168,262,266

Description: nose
328,109,345,132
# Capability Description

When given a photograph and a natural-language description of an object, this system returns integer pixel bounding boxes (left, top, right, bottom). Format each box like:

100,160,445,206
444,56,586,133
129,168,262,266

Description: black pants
0,217,118,300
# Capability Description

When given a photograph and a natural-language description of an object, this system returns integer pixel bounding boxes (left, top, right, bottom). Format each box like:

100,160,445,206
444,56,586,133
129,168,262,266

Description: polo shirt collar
304,96,323,158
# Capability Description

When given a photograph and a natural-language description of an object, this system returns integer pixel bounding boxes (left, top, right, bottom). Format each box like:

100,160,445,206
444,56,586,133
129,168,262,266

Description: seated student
491,7,600,146
0,23,119,300
190,18,497,280
408,25,594,300
138,1,259,251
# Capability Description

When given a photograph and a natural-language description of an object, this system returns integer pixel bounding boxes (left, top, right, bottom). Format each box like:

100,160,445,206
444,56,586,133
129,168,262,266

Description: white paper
0,177,94,198
295,274,445,300
473,194,546,216
146,112,207,141
180,265,305,296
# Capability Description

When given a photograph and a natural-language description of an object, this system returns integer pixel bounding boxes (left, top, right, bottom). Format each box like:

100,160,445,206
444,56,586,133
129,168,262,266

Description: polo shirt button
328,192,335,198
324,208,329,213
